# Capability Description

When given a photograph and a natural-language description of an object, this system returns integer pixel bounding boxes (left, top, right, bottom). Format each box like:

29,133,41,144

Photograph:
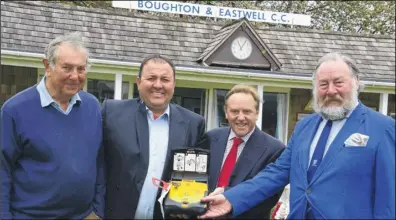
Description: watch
231,36,252,60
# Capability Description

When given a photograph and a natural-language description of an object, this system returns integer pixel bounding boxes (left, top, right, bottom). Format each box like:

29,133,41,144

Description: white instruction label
196,154,208,173
184,153,197,172
173,153,185,171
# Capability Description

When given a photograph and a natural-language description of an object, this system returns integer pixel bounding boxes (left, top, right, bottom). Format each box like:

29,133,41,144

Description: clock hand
241,40,247,49
237,40,242,49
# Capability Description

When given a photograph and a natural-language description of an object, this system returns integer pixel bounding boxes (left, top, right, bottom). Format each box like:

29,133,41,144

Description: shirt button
306,188,312,194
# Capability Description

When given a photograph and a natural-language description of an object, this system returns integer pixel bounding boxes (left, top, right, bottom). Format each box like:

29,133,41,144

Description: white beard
312,84,359,121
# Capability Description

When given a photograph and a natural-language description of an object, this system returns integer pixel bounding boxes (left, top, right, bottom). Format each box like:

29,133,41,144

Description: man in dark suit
205,84,285,219
102,54,206,219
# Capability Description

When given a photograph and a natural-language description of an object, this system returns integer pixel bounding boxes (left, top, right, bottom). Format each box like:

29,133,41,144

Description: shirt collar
146,104,170,119
36,76,81,108
228,127,255,143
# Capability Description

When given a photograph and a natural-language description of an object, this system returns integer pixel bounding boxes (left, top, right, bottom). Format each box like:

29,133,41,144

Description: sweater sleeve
92,100,106,218
1,109,22,219
92,142,106,218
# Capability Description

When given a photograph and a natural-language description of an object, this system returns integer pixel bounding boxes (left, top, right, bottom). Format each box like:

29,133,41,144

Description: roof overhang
1,49,394,93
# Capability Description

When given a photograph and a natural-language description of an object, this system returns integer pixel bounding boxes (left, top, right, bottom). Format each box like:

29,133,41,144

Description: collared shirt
134,105,170,219
36,76,81,115
308,102,359,166
220,128,255,169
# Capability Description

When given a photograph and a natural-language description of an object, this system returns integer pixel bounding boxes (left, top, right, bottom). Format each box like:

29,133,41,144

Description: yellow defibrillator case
163,148,210,218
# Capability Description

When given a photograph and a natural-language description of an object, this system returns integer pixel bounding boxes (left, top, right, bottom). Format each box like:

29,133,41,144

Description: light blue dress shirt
36,76,81,115
134,105,170,219
308,102,359,165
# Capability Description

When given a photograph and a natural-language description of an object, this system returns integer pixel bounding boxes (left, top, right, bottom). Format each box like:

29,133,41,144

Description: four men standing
1,32,395,220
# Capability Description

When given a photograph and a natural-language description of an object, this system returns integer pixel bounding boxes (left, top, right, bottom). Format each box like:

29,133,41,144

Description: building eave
1,49,394,92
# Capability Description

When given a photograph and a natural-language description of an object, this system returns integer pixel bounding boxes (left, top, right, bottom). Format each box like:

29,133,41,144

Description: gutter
2,49,395,87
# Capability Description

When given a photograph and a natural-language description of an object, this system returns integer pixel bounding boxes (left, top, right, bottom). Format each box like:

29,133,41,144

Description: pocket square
344,133,369,147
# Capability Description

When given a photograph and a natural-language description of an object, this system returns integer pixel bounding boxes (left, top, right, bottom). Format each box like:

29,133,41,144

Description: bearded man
199,52,395,220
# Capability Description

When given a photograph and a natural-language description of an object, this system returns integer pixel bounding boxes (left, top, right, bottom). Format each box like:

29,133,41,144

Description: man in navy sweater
0,32,105,219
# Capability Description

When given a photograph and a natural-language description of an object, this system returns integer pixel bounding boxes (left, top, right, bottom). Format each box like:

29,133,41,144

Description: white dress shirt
220,128,255,169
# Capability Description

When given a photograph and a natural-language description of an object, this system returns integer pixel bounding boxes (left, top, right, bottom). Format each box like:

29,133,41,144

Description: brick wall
0,65,38,108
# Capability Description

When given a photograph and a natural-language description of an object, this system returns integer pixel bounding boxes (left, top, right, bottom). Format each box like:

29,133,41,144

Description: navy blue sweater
0,86,105,219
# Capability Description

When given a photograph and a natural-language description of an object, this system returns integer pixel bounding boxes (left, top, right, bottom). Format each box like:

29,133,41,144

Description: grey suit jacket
102,98,206,219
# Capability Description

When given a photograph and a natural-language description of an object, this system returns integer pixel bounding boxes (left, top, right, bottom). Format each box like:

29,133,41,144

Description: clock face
231,36,252,60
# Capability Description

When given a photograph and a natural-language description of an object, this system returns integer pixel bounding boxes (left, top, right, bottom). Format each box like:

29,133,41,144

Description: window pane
216,89,228,127
88,79,114,103
133,83,139,98
174,87,205,116
1,65,38,108
88,79,130,102
122,82,129,99
388,94,395,119
262,93,278,137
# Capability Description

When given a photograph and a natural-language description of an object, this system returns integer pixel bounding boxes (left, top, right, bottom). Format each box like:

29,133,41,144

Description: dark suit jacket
206,127,285,219
102,98,206,219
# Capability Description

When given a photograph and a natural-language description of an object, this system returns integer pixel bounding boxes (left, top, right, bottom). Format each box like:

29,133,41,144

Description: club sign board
112,0,311,26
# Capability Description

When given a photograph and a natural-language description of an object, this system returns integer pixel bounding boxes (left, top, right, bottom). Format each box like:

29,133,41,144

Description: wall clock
231,36,252,60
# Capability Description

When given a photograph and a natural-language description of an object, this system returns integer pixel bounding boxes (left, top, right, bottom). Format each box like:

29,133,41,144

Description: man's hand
208,187,225,196
85,211,100,220
198,194,232,219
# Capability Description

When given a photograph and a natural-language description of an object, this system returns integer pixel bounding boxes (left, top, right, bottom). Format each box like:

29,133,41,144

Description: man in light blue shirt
1,32,104,220
134,106,170,219
102,54,206,219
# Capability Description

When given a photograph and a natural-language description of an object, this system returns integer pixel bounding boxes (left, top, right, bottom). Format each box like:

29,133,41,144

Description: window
262,93,288,142
388,94,395,116
87,79,129,103
0,65,38,108
262,93,278,137
216,89,228,127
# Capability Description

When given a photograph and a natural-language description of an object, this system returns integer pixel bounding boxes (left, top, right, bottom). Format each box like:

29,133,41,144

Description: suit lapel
309,103,367,184
135,101,150,169
208,128,229,190
231,128,268,185
300,115,322,180
163,104,187,177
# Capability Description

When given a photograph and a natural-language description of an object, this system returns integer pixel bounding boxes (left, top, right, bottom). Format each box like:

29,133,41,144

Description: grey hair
312,52,365,92
44,32,91,70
